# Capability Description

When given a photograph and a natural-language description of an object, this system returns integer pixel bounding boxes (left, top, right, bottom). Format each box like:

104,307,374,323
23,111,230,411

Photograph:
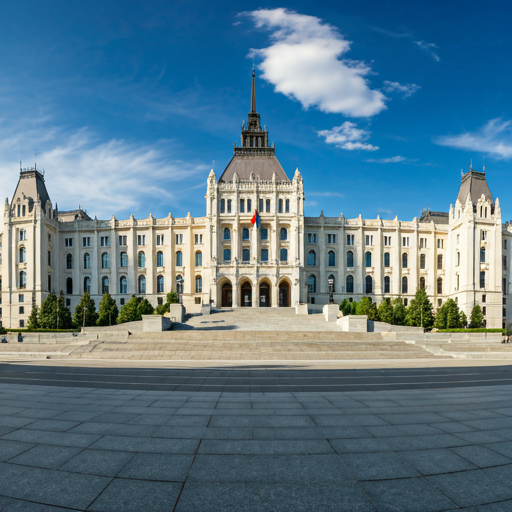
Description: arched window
402,276,408,294
328,250,335,266
84,253,91,269
102,276,109,294
328,274,335,292
19,270,26,289
220,199,225,213
365,275,373,294
346,275,354,293
285,199,290,213
278,199,283,213
420,254,426,269
138,275,146,294
480,247,486,263
84,276,91,293
420,276,425,289
243,248,250,262
195,251,202,266
101,252,110,269
402,253,408,268
195,275,202,293
384,252,390,268
437,277,443,294
66,253,72,269
176,251,182,267
19,247,26,263
280,228,288,241
365,252,372,268
157,251,164,267
157,275,164,293
347,251,354,268
120,252,128,267
384,275,390,293
307,250,316,266
223,227,231,241
138,251,146,268
120,276,127,294
242,228,250,241
437,254,443,269
280,248,288,262
307,275,316,293
66,277,73,295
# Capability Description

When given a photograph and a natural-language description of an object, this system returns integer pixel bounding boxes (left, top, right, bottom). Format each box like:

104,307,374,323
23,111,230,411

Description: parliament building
1,73,510,329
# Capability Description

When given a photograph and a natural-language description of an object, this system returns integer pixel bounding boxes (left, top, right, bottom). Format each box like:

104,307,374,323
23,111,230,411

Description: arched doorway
259,282,271,307
241,281,252,307
279,281,290,307
221,283,232,307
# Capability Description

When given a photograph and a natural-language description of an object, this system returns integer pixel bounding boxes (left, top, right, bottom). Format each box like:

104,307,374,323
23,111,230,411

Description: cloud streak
435,118,512,159
415,41,440,62
366,155,407,163
243,8,387,117
383,81,420,98
318,122,379,151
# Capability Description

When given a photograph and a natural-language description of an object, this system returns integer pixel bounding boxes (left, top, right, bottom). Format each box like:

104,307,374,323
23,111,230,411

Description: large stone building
1,73,510,328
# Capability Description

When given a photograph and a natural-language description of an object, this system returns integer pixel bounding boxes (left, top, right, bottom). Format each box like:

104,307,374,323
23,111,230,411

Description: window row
77,251,202,269
222,227,288,241
220,198,290,214
222,248,288,263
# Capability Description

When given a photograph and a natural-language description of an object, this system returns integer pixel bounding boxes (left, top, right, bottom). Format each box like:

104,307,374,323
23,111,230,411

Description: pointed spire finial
470,158,473,171
483,156,485,173
251,66,256,113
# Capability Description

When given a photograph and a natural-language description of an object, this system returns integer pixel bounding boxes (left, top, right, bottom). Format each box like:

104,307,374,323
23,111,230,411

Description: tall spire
251,65,256,113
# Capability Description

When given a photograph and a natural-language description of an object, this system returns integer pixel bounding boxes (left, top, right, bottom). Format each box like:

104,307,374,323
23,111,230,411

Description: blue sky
1,0,511,221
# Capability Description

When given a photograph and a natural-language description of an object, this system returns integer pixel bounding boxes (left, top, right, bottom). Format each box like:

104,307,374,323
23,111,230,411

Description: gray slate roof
12,170,51,209
457,170,494,206
219,154,290,182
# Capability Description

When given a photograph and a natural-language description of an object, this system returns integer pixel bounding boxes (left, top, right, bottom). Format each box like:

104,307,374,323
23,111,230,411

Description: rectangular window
504,239,508,250
100,236,110,247
383,236,391,246
420,238,427,249
156,235,164,246
120,298,125,306
482,306,486,316
480,271,485,289
19,320,24,328
326,234,336,244
260,228,268,241
48,234,52,243
118,235,127,246
437,239,444,249
240,199,245,213
137,235,146,246
65,298,71,307
346,234,354,246
227,199,232,213
65,238,73,247
402,236,410,247
307,233,317,244
504,256,508,270
265,199,271,213
19,306,24,314
18,294,24,303
223,248,231,262
19,230,27,241
48,251,51,267
481,230,487,241
194,234,203,245
82,237,91,247
261,248,269,262
259,198,264,212
365,235,373,246
482,294,486,303
175,234,183,244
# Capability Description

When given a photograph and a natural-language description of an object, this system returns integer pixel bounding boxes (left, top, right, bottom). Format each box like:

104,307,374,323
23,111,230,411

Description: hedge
6,328,80,333
437,328,505,334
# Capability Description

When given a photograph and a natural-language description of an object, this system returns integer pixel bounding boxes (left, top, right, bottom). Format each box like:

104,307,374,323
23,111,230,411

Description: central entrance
241,281,252,307
221,283,232,307
259,282,271,307
279,281,290,307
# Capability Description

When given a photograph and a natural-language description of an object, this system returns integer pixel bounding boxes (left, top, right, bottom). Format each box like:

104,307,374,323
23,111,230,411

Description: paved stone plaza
0,380,511,511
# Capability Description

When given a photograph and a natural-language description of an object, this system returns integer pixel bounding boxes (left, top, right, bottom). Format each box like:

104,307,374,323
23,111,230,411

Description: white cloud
383,81,420,98
318,122,379,151
435,118,512,159
0,118,208,220
243,8,387,117
377,208,392,214
366,155,407,163
415,41,440,62
308,191,344,198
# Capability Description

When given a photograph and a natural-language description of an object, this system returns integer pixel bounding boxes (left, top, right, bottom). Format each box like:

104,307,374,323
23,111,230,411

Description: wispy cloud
318,122,378,151
366,155,407,163
305,200,318,207
383,81,420,98
377,208,392,214
0,118,208,220
242,8,387,117
308,191,344,198
415,41,440,62
435,118,512,159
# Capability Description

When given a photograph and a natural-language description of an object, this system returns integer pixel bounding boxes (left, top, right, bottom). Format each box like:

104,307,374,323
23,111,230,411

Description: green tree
469,305,484,328
0,325,6,335
27,305,40,330
137,298,154,316
350,301,358,315
154,291,180,315
459,311,468,329
356,297,378,320
434,299,460,329
40,293,72,329
339,299,350,316
167,291,179,304
72,292,98,328
392,297,407,325
405,288,434,328
97,293,119,326
117,296,142,324
377,299,394,324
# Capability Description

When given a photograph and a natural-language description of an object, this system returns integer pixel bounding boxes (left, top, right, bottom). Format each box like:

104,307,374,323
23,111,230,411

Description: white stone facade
0,77,510,329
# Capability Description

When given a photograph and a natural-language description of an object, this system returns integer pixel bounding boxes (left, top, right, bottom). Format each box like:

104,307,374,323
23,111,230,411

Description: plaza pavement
0,379,511,511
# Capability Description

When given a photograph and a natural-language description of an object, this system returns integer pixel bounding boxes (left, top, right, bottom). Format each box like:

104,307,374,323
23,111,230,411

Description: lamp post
82,305,87,329
176,275,184,305
327,277,334,304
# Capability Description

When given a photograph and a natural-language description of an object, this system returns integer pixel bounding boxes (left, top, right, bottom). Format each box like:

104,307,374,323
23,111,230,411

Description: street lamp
176,275,184,305
327,277,334,304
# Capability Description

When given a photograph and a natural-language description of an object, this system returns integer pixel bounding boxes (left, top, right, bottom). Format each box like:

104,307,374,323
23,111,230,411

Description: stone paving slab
0,382,512,511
